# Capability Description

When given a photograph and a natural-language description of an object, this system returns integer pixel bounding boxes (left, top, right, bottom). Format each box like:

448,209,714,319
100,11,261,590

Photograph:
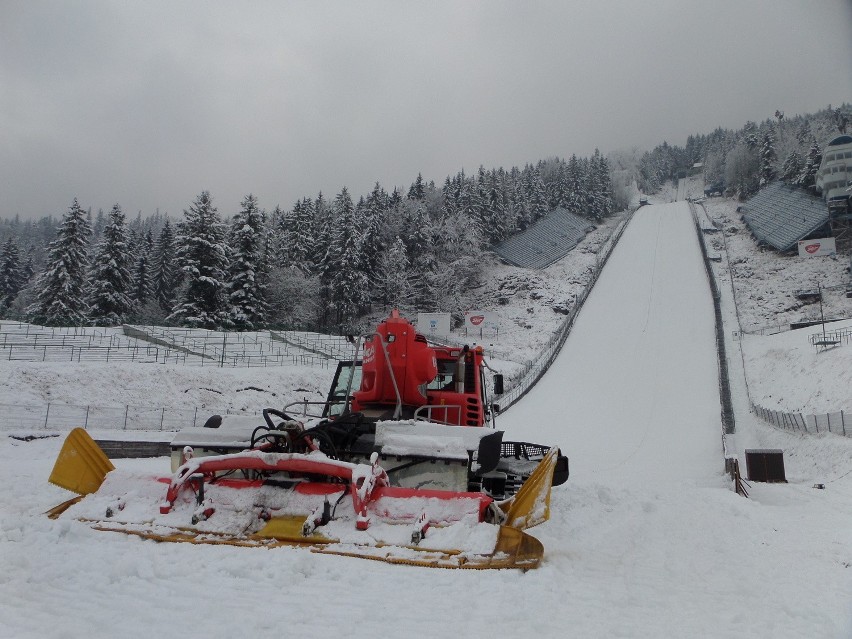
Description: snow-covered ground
2,190,852,638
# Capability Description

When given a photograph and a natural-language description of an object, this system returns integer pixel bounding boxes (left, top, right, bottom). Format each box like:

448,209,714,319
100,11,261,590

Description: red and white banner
464,310,499,332
798,238,836,258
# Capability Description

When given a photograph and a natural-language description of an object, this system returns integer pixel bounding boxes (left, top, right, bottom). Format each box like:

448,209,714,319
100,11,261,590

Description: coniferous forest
0,153,618,332
1,103,848,332
634,104,849,199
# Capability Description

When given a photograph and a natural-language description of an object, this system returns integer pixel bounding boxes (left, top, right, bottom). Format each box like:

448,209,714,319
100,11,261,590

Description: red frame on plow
160,450,494,532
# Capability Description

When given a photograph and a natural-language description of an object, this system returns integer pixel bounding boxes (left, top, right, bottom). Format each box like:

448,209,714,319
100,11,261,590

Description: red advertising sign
798,237,836,258
464,310,498,333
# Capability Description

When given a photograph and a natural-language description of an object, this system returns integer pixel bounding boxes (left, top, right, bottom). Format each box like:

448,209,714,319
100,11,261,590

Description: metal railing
690,201,735,435
1,343,167,363
270,331,357,361
750,402,849,437
696,203,851,441
809,326,852,349
124,325,341,368
691,200,745,497
0,401,263,433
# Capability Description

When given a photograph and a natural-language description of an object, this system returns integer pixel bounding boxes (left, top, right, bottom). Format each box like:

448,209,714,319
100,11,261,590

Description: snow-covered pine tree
407,173,426,200
227,194,269,330
29,198,92,326
275,203,297,269
320,187,368,331
796,120,812,146
796,141,822,192
441,176,456,216
20,248,35,283
419,212,482,313
471,167,495,247
361,183,388,284
373,236,414,312
0,238,24,312
742,121,759,149
310,192,330,275
169,191,229,329
130,230,155,308
86,204,134,326
445,171,484,246
566,154,587,217
406,200,431,258
484,183,508,244
257,214,275,313
92,209,106,243
410,214,446,312
758,127,778,187
833,106,849,134
524,165,549,222
152,219,181,313
547,161,568,210
291,198,316,272
590,149,613,221
781,151,804,184
513,180,532,231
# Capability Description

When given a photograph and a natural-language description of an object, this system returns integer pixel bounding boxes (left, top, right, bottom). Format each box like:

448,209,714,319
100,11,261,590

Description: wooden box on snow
745,449,786,483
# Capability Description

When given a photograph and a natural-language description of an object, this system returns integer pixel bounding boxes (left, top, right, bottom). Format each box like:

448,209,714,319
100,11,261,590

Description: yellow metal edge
48,427,115,496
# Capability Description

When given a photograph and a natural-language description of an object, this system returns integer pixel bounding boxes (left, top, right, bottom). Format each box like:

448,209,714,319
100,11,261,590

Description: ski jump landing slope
502,201,722,486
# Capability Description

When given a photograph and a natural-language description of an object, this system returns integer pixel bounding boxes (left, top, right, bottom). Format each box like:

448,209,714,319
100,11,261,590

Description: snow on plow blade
46,429,552,570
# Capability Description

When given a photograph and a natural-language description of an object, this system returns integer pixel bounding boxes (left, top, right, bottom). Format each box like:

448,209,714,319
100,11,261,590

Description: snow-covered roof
740,182,829,252
827,134,852,147
493,207,595,269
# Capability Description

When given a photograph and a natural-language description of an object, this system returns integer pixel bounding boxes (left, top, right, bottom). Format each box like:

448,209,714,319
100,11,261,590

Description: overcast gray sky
1,0,851,220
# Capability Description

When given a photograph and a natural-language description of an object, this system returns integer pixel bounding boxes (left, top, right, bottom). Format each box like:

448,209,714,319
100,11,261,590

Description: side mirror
493,374,504,395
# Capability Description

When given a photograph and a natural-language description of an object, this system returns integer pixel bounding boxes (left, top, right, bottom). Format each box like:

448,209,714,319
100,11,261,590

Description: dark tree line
0,152,618,331
636,104,850,200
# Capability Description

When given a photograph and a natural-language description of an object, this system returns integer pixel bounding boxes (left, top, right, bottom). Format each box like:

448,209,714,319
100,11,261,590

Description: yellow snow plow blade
48,427,114,495
500,447,558,530
44,431,553,570
86,521,544,570
313,525,543,569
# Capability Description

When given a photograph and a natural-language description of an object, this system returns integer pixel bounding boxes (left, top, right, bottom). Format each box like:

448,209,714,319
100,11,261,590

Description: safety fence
809,325,852,349
0,322,340,369
743,316,852,337
750,403,849,437
0,401,259,433
0,322,173,363
0,322,193,365
740,321,793,336
124,325,338,368
2,342,169,363
690,200,745,498
690,201,735,436
493,210,635,412
694,202,852,442
269,331,356,361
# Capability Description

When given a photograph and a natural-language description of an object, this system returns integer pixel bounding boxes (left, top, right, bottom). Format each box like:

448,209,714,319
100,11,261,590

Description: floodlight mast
818,281,828,343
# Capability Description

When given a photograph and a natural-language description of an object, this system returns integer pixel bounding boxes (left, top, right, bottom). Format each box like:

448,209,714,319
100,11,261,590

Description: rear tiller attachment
47,428,558,570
